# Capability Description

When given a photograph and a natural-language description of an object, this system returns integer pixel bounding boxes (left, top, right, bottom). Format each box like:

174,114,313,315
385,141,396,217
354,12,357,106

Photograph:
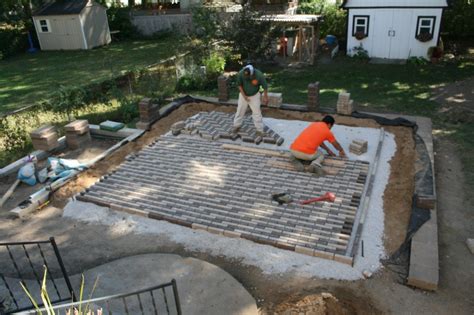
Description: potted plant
416,32,433,42
354,31,366,40
427,46,443,63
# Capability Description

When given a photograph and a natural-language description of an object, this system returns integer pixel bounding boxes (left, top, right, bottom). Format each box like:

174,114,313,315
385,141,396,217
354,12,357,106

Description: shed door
54,17,83,50
372,10,392,58
371,10,412,59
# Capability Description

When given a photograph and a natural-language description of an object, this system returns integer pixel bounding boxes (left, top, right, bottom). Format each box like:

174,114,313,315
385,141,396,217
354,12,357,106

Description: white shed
33,0,111,51
341,0,449,59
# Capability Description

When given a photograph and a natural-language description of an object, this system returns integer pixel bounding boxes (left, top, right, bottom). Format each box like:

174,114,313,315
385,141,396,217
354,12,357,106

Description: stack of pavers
30,125,59,152
136,98,160,130
349,139,368,155
65,120,91,149
179,111,284,145
266,92,283,108
336,92,354,115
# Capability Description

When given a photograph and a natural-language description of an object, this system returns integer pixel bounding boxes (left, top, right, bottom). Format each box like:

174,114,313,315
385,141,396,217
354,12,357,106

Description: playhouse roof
33,0,92,16
341,0,449,8
258,14,322,24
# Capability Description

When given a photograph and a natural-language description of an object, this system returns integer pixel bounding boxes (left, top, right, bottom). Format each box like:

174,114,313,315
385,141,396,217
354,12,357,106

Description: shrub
407,56,428,65
203,51,225,80
0,27,28,59
106,7,138,39
351,44,369,60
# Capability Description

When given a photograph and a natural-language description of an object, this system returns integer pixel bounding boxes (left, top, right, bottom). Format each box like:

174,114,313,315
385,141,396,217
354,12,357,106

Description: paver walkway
78,135,370,264
182,111,284,145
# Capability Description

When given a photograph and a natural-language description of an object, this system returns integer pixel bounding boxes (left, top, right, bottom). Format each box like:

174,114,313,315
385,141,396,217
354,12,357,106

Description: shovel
299,192,336,205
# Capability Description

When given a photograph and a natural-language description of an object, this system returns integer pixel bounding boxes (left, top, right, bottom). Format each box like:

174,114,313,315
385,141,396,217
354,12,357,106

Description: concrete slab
3,254,258,315
75,254,258,315
408,208,439,291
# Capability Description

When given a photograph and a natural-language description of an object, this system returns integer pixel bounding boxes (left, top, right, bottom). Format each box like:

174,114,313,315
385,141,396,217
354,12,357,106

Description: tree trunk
128,0,135,7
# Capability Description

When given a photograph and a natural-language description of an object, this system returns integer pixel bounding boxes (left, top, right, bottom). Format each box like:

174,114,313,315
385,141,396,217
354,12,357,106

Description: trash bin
325,35,337,45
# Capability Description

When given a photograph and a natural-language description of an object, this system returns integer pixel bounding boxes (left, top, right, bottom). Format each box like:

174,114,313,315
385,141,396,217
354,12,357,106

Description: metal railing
14,280,182,315
0,237,75,314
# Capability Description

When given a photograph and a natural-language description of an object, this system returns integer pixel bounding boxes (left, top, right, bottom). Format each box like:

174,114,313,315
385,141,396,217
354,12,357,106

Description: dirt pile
271,290,381,315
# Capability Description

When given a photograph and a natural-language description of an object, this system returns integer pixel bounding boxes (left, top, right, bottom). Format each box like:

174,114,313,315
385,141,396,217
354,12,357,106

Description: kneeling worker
290,115,346,174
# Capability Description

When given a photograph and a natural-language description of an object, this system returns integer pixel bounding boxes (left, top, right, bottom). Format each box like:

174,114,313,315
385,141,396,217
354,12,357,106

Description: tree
220,5,281,62
0,0,47,27
443,0,474,39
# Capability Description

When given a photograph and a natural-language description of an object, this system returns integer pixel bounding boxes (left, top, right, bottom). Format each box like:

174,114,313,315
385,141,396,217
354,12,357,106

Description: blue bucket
326,35,337,45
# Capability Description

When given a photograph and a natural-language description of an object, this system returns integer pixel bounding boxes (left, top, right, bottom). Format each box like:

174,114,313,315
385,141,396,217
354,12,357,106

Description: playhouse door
372,10,392,58
389,10,412,59
372,10,411,59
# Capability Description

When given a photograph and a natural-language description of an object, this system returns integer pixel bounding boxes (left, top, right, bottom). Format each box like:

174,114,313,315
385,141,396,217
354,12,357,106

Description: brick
333,254,353,265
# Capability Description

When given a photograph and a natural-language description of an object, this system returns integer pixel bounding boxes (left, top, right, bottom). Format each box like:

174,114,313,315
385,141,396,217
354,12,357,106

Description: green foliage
351,44,369,60
176,74,206,91
297,0,346,38
407,56,428,65
0,27,28,59
220,5,281,62
106,7,138,39
191,6,220,40
203,51,225,80
50,85,87,121
442,0,474,39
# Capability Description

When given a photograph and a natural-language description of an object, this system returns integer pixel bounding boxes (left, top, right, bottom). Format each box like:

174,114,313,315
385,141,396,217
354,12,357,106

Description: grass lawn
0,37,183,113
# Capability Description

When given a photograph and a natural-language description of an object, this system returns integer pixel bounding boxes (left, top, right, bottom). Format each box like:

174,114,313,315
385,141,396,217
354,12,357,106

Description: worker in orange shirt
290,115,346,175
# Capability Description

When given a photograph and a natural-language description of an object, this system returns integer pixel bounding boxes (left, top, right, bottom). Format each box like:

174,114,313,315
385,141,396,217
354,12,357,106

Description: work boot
307,163,325,176
289,156,305,171
256,130,266,138
231,126,241,134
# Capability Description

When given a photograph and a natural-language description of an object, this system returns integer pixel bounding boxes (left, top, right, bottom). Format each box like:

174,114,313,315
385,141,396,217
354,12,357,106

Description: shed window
416,16,435,36
352,15,369,37
38,19,51,33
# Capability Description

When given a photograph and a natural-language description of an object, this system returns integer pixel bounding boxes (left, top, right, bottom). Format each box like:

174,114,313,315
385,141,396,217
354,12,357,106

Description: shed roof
341,0,449,8
33,0,90,16
258,14,322,24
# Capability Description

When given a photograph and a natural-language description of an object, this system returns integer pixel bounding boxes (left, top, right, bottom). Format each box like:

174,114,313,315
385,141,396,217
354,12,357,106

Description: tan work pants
290,149,325,166
233,92,264,132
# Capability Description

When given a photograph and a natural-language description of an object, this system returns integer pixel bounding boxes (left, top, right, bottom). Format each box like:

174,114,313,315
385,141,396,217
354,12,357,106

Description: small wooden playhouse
341,0,449,59
33,0,111,51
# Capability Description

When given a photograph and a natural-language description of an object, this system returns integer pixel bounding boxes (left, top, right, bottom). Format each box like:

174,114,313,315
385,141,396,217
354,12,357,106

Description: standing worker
290,115,347,175
232,64,269,137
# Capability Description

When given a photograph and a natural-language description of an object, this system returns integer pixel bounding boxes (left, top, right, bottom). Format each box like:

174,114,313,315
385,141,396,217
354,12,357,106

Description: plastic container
325,35,337,45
